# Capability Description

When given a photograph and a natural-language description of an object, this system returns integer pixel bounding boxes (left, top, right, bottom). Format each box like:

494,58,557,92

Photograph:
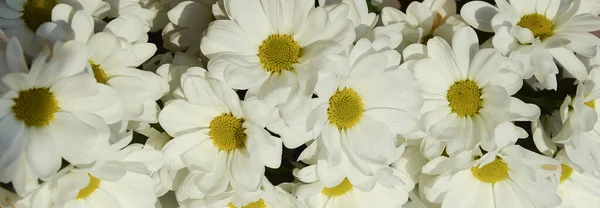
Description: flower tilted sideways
461,0,600,89
421,145,562,208
158,67,282,202
554,151,600,208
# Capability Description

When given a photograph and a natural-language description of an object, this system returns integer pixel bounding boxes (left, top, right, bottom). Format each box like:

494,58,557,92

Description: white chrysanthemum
552,69,600,174
413,27,538,155
301,37,421,189
158,67,282,198
162,0,216,52
319,0,377,40
0,39,117,179
555,151,600,208
201,0,354,99
461,0,600,89
293,164,414,208
421,145,562,208
37,8,168,124
15,138,164,208
180,177,303,208
378,0,466,53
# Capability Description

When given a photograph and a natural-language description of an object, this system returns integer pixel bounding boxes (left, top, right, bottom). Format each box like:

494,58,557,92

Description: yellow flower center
516,14,554,40
228,199,267,208
560,164,573,183
585,100,596,109
89,61,109,84
22,0,57,31
327,88,364,130
447,80,483,117
12,88,59,127
322,178,354,197
209,113,247,152
471,157,509,183
258,34,301,74
76,174,101,200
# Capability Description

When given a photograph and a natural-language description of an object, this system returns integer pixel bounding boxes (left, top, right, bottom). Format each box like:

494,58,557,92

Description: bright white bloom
293,164,414,208
37,8,168,124
302,37,421,189
16,137,164,208
162,0,216,52
181,177,303,208
378,0,466,53
421,145,562,208
413,27,535,156
553,69,600,174
201,0,354,99
319,0,377,40
555,151,600,208
158,67,282,199
0,39,117,179
461,0,600,89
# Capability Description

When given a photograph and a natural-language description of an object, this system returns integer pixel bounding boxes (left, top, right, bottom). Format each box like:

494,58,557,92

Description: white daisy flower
461,0,600,89
413,26,535,155
552,69,600,174
162,0,216,52
555,150,600,208
0,39,118,179
302,37,421,189
15,138,164,208
421,145,562,208
293,164,414,208
201,0,354,99
378,0,467,53
158,67,282,197
181,177,303,208
319,0,378,40
37,8,168,124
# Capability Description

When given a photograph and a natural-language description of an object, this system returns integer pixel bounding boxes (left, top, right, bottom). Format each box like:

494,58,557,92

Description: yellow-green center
447,80,483,117
322,178,354,197
516,14,554,40
258,34,301,74
22,0,57,31
12,88,59,127
76,174,101,199
585,100,596,109
327,88,364,130
89,61,109,84
209,113,247,152
471,157,509,183
560,163,574,183
228,199,266,208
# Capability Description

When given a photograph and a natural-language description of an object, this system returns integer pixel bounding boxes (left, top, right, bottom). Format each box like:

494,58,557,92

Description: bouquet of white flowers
1,0,600,207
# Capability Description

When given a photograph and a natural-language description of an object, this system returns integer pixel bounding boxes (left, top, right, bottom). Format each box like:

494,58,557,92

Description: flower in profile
461,0,600,89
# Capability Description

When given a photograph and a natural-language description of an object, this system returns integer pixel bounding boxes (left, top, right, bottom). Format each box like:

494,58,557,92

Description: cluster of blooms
1,0,600,207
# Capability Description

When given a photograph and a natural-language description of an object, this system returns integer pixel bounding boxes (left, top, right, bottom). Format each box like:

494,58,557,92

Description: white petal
26,132,61,178
452,27,479,74
158,100,222,136
548,47,588,81
181,139,218,172
229,149,263,192
49,111,110,165
346,117,395,165
459,1,498,32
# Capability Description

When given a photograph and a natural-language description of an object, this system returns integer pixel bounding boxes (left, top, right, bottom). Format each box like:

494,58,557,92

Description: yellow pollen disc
322,178,354,197
209,113,247,152
560,164,573,183
327,88,364,130
12,88,59,127
89,61,109,84
76,174,101,200
471,157,509,183
22,0,57,31
258,34,301,74
516,14,554,40
447,80,483,117
228,199,267,208
585,100,596,109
